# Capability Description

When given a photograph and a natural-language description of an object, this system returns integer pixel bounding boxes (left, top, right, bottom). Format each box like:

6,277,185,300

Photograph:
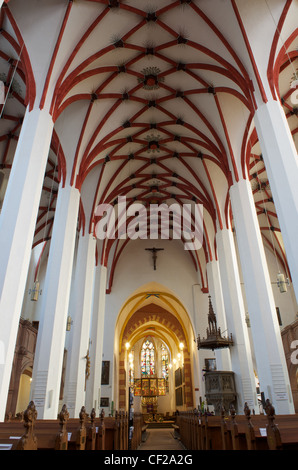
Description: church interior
0,0,298,451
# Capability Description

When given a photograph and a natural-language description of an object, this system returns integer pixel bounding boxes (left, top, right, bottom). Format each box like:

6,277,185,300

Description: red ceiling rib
231,0,268,105
214,95,239,183
202,158,223,231
50,6,110,115
273,30,298,103
1,1,295,294
190,1,251,82
4,5,36,110
267,0,293,101
39,0,73,110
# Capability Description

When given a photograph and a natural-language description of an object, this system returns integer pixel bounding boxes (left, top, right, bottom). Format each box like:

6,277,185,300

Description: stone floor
138,428,185,451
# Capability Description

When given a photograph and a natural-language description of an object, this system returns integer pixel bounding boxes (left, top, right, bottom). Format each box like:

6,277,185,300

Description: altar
142,396,158,419
133,377,168,420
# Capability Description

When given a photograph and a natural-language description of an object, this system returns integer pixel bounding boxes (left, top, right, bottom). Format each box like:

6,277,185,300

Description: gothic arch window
141,339,155,376
161,344,169,381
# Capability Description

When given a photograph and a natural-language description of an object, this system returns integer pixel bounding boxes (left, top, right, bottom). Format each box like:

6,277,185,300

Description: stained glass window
161,344,169,380
141,340,155,376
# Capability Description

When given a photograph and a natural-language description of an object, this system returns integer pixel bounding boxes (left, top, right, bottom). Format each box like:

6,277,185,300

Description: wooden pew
94,409,105,450
100,412,128,450
0,401,132,451
6,399,297,452
0,403,93,451
130,412,142,450
35,403,70,450
223,402,298,451
0,401,64,450
203,414,224,450
67,406,88,450
141,415,149,443
85,408,96,450
101,416,115,450
154,403,298,451
0,401,38,450
264,400,298,450
243,403,268,450
227,406,249,450
36,405,90,450
220,407,233,450
222,405,267,450
238,401,298,451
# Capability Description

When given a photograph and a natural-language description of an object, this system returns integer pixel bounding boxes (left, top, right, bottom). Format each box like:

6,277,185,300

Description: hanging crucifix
145,247,164,270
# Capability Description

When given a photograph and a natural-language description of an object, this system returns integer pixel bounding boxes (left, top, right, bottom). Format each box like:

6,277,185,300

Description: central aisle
138,428,185,451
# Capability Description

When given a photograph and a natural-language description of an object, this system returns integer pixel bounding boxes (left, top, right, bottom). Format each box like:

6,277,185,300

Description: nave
138,428,184,451
1,398,298,451
0,0,298,450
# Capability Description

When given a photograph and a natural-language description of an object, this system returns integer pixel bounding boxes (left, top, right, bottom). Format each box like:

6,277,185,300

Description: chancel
0,0,298,452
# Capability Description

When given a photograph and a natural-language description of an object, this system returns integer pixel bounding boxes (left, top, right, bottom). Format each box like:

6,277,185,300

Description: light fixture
277,273,289,293
179,342,184,350
177,353,181,360
66,315,73,331
173,358,177,364
125,342,130,350
29,281,42,301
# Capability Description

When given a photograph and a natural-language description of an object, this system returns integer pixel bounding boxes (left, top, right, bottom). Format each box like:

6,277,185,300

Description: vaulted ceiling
0,0,297,291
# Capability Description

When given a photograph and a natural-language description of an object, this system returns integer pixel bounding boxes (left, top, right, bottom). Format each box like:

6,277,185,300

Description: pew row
0,402,143,450
177,400,298,451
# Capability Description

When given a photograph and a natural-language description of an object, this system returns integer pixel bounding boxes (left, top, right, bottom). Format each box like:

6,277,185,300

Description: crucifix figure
145,247,164,270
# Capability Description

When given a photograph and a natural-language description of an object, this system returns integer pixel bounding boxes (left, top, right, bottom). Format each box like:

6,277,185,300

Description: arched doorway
115,286,198,416
15,369,32,415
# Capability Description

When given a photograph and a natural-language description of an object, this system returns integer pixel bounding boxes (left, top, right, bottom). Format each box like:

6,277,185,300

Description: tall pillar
230,178,295,414
0,106,53,421
85,261,107,413
192,283,206,402
206,261,232,371
63,233,96,417
216,227,258,413
254,99,298,302
30,183,80,419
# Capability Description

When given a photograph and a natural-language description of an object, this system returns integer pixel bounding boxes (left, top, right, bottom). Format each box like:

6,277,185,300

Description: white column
85,262,107,413
64,233,96,418
206,260,232,371
192,283,206,397
216,227,258,413
254,99,298,301
230,178,295,414
30,184,80,419
0,106,53,421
